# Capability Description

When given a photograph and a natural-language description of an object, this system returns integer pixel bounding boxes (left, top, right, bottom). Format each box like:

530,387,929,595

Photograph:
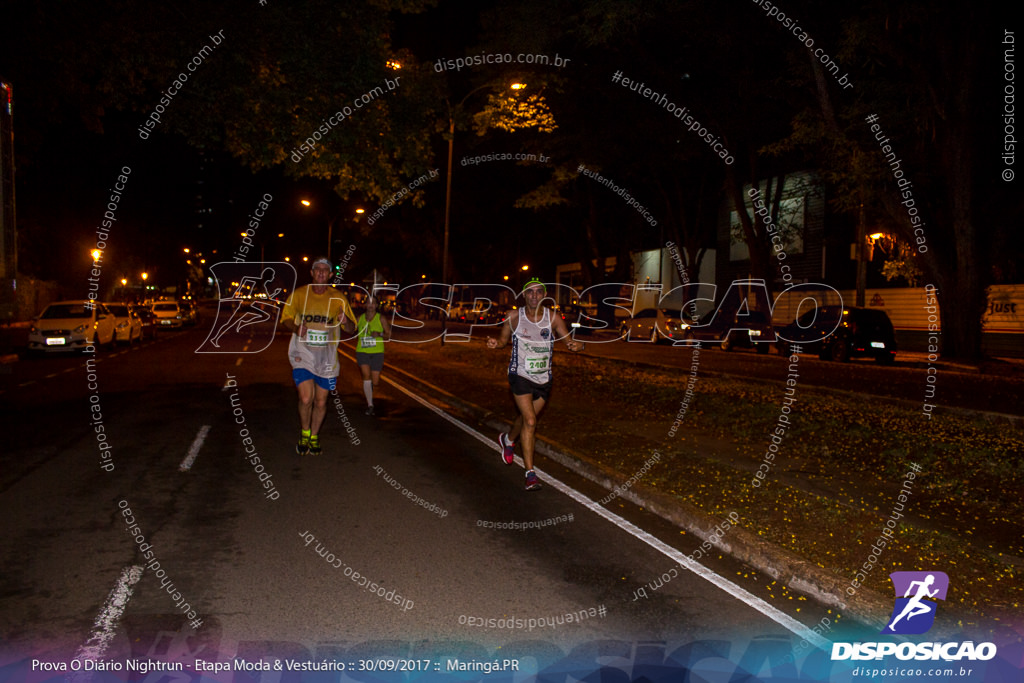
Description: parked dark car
179,299,199,326
684,309,774,353
134,304,160,340
776,305,897,364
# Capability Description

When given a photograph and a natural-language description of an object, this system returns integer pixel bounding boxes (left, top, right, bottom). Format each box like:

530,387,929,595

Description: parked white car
105,302,143,344
27,301,116,352
151,301,184,328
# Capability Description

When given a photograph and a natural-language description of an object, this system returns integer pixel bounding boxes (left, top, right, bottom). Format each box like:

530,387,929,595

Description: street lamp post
442,113,455,288
302,199,361,263
856,201,867,307
442,82,513,286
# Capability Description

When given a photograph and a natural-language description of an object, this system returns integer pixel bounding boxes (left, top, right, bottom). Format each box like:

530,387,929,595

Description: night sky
1,1,1017,315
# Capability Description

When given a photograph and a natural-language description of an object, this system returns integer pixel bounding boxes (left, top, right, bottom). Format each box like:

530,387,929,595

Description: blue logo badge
881,571,949,635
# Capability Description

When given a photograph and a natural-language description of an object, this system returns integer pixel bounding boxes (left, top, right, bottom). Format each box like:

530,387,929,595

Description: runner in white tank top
508,307,554,384
487,278,584,490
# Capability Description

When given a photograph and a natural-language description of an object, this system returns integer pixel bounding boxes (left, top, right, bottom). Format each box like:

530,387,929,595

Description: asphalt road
1,319,884,676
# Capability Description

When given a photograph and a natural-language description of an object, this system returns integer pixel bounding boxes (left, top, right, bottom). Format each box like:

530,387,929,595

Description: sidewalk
0,322,31,364
371,338,1021,642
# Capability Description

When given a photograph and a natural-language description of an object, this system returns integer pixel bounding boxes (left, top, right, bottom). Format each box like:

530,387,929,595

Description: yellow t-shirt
282,285,354,377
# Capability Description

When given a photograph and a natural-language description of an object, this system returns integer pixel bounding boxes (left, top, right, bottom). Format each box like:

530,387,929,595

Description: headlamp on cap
522,277,546,293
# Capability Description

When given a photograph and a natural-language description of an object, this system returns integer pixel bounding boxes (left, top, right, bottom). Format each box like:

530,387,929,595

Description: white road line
358,354,830,651
67,565,144,682
179,425,212,472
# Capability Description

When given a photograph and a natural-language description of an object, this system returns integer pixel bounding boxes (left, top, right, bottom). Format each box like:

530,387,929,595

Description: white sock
363,380,373,406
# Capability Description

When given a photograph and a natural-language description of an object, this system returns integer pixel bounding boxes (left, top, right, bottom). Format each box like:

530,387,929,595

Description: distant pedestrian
487,278,582,490
355,294,391,416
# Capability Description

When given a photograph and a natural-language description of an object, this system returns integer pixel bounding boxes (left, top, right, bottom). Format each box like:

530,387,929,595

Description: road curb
385,359,902,633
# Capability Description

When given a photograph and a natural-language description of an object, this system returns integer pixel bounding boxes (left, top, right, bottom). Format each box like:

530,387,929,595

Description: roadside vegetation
384,341,1023,627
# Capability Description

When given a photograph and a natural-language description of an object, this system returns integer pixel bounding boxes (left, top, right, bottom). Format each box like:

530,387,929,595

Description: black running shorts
508,373,552,401
356,352,384,372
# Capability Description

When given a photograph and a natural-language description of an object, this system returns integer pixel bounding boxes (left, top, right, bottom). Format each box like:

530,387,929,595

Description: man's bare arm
487,311,517,349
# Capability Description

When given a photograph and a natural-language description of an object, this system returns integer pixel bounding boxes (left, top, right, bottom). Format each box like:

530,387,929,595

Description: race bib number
360,335,377,348
527,358,548,372
306,329,329,347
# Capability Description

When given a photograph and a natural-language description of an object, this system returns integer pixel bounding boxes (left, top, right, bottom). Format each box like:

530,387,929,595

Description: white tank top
508,308,553,384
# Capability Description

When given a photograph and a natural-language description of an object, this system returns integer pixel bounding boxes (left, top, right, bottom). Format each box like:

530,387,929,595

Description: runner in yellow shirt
281,257,356,455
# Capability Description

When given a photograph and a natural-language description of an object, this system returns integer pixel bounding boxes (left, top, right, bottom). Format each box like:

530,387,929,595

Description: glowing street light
301,198,351,261
442,83,554,289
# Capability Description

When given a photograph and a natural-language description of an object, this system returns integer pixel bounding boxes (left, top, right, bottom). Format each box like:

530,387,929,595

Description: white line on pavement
349,351,831,651
67,565,144,683
179,425,212,472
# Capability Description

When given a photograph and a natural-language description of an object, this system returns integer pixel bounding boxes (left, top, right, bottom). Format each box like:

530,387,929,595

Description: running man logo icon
196,262,297,354
881,571,949,635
